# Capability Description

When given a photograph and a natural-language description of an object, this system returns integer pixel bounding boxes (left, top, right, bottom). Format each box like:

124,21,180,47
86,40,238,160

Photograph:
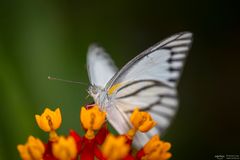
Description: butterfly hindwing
87,44,118,88
111,80,178,147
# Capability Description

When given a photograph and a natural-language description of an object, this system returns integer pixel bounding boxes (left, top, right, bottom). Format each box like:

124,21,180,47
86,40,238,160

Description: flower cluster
17,105,172,160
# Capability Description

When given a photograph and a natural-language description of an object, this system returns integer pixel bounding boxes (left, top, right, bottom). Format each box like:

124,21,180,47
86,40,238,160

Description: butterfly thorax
88,85,110,108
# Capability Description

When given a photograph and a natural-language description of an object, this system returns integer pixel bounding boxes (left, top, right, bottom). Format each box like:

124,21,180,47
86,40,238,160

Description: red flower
69,130,82,154
43,141,57,160
79,124,109,160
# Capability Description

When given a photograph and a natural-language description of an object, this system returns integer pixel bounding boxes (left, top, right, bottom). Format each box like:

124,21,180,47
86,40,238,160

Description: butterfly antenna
48,76,88,86
85,94,90,99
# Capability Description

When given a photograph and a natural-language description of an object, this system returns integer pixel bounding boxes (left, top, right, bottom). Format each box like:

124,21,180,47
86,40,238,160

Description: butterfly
86,32,193,148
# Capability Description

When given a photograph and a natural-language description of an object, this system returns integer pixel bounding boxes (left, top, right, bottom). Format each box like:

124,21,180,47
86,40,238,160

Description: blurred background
0,0,239,159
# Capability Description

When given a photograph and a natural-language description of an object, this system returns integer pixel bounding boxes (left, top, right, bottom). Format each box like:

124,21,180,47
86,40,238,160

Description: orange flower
52,136,77,160
80,105,106,139
130,108,156,132
17,136,45,160
102,134,130,160
143,135,172,160
35,108,62,132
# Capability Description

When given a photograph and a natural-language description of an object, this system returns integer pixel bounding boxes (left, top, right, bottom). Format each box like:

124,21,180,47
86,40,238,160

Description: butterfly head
88,85,103,103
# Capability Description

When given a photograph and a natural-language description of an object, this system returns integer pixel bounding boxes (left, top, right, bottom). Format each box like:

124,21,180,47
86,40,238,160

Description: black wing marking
115,80,178,128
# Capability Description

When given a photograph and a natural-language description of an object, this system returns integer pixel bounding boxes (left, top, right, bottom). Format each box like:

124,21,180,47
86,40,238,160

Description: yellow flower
143,135,172,160
80,105,106,139
17,136,45,160
35,108,62,132
130,108,156,132
52,136,77,160
102,134,130,160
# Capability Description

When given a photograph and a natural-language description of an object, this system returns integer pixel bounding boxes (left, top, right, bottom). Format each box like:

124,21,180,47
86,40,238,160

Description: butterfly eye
92,88,97,94
88,85,98,95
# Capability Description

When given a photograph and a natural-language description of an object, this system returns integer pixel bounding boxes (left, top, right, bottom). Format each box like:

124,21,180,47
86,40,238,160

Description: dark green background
0,0,239,159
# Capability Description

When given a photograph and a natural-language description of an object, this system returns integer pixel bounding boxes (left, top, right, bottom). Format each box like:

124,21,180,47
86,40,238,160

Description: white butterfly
87,32,193,148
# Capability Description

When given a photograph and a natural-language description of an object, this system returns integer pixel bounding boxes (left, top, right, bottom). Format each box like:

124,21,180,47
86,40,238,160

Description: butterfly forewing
106,32,192,89
103,32,193,148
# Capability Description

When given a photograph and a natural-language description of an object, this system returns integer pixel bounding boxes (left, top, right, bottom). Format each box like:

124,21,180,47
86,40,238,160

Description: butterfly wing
104,32,193,148
87,44,118,88
108,80,178,148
